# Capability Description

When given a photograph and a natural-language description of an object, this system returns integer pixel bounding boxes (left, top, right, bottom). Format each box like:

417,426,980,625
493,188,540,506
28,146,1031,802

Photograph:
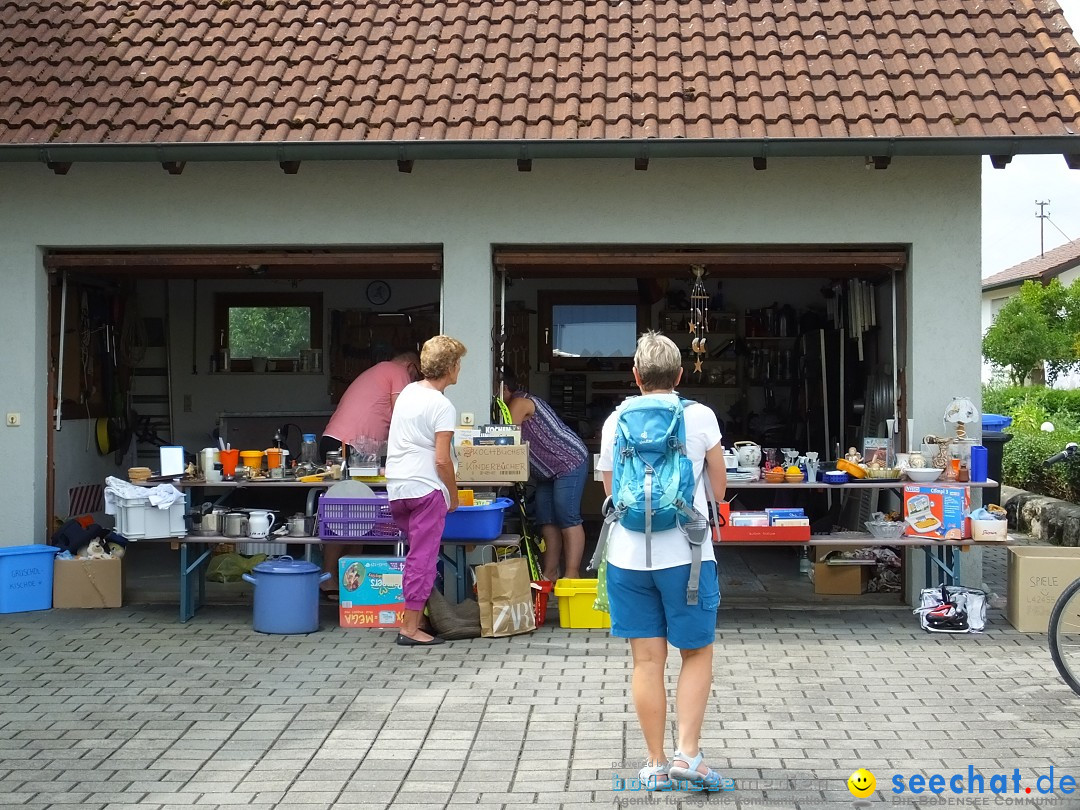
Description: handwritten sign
457,443,529,482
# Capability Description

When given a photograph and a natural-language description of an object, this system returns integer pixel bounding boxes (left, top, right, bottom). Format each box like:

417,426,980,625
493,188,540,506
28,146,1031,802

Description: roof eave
3,135,1080,164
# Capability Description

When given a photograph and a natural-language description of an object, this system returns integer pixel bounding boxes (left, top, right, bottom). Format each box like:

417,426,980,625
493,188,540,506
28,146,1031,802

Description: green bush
983,384,1080,501
999,428,1080,502
982,385,1080,424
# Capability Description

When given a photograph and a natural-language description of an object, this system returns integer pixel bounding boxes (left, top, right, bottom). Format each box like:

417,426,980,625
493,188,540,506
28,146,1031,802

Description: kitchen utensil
287,514,314,537
223,512,248,538
905,467,944,483
220,448,239,477
247,510,276,539
734,441,762,469
864,519,905,539
240,450,264,473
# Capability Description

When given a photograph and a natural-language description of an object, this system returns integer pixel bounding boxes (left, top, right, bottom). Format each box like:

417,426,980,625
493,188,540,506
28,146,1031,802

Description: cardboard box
813,561,869,595
456,442,529,482
1006,547,1080,632
903,485,970,540
339,557,405,629
53,557,123,608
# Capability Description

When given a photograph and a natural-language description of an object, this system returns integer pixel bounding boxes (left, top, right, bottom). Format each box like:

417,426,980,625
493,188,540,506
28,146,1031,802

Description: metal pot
202,508,229,534
223,512,248,538
287,514,315,537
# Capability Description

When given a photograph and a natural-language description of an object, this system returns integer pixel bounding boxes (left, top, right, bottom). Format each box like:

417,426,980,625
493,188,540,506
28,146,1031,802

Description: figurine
845,447,863,464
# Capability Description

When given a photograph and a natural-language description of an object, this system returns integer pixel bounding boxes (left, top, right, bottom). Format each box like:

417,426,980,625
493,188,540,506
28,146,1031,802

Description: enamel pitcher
247,510,276,540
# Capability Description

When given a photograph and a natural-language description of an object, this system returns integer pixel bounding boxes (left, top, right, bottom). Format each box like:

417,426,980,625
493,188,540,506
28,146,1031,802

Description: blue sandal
637,762,671,792
669,750,724,792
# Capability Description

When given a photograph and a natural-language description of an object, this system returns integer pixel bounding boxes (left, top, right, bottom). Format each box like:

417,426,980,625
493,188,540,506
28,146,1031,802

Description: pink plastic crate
317,497,405,541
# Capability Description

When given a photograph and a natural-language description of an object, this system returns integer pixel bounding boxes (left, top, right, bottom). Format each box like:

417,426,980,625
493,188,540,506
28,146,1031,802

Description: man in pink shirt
321,351,419,457
319,350,419,596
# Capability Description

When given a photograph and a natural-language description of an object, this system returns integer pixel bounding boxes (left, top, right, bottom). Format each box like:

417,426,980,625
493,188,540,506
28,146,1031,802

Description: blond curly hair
420,335,467,380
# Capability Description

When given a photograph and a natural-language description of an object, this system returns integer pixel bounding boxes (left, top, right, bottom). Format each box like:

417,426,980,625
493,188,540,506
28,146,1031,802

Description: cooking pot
223,512,248,538
734,441,762,468
287,514,315,537
242,557,332,634
202,508,230,535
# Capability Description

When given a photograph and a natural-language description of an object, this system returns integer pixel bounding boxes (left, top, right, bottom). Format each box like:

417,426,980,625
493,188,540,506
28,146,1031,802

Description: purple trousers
390,490,448,610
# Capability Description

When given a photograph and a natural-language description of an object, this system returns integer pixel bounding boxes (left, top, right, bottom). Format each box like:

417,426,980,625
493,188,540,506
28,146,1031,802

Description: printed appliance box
53,557,124,608
902,485,970,540
456,443,529,482
339,557,405,629
1006,547,1080,632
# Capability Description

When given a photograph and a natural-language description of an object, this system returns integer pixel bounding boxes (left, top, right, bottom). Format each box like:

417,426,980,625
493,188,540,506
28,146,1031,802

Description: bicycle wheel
1049,577,1080,696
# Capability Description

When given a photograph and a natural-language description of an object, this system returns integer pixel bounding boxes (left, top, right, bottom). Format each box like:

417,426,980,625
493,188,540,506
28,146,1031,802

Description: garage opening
492,245,908,604
44,248,442,539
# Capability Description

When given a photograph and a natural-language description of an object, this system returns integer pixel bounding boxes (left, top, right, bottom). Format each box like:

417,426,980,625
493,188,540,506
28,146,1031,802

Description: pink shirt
324,361,411,444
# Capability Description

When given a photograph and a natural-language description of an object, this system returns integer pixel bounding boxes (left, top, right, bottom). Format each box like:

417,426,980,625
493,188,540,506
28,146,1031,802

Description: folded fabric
104,476,183,514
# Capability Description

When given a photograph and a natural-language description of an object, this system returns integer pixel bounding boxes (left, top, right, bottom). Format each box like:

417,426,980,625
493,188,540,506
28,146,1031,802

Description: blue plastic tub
982,414,1013,432
0,545,60,614
442,497,514,540
242,557,331,634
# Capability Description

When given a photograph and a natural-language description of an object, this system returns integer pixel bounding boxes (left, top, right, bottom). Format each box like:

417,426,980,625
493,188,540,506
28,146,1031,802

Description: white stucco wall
0,156,982,544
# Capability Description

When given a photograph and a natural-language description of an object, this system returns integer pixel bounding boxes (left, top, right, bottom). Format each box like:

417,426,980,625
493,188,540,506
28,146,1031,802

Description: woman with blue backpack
596,330,728,792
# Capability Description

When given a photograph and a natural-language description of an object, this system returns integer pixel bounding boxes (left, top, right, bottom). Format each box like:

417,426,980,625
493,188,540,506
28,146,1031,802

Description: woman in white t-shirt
596,331,728,792
385,335,467,646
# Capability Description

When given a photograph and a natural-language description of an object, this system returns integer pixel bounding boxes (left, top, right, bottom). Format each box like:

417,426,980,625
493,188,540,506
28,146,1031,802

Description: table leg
178,541,213,623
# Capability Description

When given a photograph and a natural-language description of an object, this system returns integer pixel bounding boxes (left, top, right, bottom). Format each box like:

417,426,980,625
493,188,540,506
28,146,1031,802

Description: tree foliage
229,306,311,358
982,278,1080,386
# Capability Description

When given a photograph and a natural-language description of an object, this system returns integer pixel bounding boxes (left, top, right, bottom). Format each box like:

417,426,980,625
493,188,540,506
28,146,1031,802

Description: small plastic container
533,579,554,626
442,497,514,540
823,471,849,485
553,578,611,629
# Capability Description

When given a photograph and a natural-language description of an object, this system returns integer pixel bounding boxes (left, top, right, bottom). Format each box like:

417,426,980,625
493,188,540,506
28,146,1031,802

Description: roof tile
983,238,1080,290
3,0,1080,145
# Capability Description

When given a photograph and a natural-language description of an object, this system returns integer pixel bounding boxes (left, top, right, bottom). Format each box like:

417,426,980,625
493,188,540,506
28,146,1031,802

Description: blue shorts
607,561,719,650
532,459,588,529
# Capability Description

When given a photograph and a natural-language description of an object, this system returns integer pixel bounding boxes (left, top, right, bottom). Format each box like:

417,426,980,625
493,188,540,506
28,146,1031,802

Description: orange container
240,450,264,472
265,448,283,469
220,449,239,476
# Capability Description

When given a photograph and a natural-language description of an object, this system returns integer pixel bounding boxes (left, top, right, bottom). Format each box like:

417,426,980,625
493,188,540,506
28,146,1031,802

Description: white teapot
247,510,276,539
734,441,762,468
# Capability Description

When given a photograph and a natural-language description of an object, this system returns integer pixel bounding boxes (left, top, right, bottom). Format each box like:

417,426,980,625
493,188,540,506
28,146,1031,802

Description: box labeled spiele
1006,547,1080,632
902,485,970,539
338,557,405,629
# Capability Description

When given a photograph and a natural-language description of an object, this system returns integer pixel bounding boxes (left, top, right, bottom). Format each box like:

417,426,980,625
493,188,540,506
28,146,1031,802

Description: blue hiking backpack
592,395,710,605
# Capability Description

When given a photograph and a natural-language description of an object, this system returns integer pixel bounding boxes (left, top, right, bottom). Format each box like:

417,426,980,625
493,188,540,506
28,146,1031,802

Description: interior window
213,292,322,372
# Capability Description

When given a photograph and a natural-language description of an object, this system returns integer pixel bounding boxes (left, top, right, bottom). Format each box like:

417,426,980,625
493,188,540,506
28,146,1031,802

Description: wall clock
366,280,391,305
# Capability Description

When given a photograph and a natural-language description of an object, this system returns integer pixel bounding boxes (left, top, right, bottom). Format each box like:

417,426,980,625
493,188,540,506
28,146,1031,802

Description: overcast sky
981,0,1080,276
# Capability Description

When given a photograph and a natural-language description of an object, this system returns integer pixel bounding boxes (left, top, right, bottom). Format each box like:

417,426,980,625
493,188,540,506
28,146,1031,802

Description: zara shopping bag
476,556,537,638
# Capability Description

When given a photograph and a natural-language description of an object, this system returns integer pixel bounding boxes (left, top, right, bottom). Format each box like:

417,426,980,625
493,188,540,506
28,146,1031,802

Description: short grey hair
634,330,683,390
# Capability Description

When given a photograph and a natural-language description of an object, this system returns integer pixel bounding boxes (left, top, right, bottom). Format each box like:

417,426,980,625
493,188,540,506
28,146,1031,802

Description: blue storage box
982,414,1013,432
442,497,514,540
0,545,60,614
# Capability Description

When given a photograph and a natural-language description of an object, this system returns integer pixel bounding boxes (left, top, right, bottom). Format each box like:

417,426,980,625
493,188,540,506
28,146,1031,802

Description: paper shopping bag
476,556,536,638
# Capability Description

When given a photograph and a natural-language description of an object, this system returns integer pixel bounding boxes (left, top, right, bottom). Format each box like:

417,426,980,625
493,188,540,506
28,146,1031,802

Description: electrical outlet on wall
460,412,474,426
6,413,20,427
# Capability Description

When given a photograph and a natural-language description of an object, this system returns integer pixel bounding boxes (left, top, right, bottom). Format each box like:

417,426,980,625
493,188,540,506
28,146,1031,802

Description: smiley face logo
847,768,876,797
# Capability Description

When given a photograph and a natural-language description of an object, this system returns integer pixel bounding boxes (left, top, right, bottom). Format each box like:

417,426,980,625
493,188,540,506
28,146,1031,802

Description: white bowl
905,468,943,483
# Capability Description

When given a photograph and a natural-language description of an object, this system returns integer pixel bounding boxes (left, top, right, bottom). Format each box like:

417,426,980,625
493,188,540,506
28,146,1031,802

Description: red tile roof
2,0,1080,149
983,237,1080,291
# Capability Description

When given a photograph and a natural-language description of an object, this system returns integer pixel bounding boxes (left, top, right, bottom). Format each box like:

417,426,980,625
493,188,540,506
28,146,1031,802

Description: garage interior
45,244,911,606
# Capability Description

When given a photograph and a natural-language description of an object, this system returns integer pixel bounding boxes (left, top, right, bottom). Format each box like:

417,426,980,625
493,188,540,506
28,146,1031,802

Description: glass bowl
864,520,905,539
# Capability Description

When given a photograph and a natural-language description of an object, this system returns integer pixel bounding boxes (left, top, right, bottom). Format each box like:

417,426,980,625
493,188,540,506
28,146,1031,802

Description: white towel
104,476,183,514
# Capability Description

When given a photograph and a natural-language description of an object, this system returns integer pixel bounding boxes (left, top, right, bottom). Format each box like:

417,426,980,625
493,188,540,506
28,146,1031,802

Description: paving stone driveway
1,604,1078,810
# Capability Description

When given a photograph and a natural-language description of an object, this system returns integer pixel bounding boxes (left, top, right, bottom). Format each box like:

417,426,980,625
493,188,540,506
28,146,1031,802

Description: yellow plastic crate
553,578,611,629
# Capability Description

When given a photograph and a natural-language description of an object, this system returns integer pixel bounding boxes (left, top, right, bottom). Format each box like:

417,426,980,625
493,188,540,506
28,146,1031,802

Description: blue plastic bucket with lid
242,556,331,634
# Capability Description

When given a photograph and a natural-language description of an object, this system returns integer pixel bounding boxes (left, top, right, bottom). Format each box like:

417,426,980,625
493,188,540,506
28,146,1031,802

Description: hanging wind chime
688,265,709,381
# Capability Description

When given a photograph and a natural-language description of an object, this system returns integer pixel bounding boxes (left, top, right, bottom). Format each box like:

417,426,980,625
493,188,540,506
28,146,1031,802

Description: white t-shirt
596,394,722,571
385,382,457,505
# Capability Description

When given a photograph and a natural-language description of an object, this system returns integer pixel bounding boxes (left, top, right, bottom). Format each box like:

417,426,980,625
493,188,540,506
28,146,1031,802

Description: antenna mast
1036,200,1050,256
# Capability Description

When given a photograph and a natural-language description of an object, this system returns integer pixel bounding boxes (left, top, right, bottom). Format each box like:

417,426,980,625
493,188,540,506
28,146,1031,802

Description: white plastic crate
236,540,288,556
113,496,187,539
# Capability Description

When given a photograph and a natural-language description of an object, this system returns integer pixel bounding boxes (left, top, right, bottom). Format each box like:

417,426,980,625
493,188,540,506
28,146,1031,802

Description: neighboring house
981,239,1080,385
3,0,1080,602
